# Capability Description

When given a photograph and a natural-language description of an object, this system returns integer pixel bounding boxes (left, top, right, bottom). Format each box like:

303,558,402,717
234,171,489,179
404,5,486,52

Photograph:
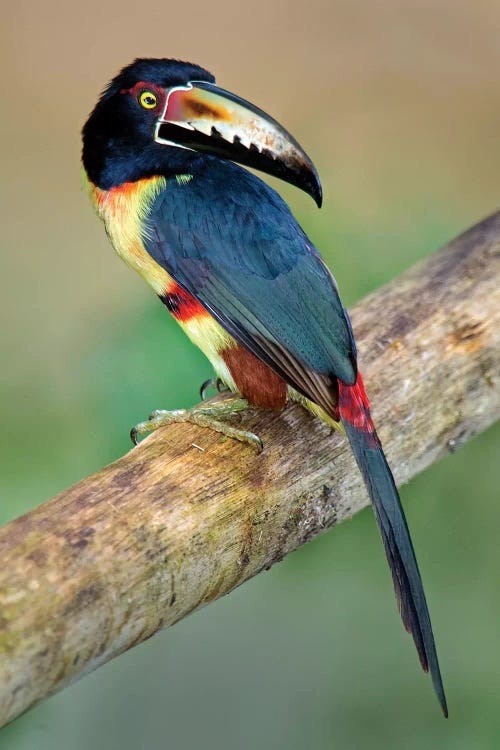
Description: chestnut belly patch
222,345,287,410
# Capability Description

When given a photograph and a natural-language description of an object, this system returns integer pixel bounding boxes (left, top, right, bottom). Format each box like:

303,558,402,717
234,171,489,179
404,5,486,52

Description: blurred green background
1,1,499,747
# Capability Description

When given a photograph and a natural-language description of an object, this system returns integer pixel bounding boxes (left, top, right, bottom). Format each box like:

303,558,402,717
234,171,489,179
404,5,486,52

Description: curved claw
130,427,140,446
200,378,216,400
199,377,229,400
251,433,264,453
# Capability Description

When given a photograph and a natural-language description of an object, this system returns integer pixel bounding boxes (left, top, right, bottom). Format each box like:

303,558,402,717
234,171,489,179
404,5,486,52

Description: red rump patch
159,284,206,322
338,373,377,435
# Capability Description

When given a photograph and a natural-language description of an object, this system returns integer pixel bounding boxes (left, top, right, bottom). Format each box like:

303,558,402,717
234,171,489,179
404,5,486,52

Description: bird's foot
131,397,263,452
199,377,230,400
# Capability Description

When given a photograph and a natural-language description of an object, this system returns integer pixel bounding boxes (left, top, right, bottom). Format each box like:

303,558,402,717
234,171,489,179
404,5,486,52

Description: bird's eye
139,91,158,110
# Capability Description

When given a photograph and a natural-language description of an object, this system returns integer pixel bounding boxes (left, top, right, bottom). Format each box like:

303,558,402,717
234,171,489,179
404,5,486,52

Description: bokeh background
1,1,499,747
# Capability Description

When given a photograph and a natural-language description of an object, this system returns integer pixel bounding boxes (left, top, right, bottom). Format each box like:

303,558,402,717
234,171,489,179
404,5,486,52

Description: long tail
338,373,448,717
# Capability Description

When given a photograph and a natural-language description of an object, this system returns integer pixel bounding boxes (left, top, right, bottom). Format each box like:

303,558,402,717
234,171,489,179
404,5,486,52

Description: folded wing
143,160,357,414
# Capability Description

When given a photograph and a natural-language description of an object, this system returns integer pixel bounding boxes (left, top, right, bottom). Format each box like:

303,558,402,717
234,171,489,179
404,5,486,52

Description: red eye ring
120,82,165,110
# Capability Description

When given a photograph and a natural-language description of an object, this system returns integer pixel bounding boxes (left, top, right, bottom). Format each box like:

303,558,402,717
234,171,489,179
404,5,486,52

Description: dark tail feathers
338,374,448,717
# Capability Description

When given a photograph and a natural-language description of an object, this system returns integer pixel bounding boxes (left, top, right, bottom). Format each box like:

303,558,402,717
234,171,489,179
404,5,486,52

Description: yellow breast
84,173,176,296
82,171,239,387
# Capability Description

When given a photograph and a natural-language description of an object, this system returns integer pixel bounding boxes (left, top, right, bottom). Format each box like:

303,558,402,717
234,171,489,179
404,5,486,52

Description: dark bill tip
156,81,323,207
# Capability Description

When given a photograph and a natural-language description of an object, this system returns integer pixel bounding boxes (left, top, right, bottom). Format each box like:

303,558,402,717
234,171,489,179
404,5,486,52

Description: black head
82,59,214,188
82,57,322,205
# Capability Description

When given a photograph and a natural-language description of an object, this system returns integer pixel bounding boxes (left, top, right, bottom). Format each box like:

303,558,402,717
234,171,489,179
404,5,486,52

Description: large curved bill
154,81,322,207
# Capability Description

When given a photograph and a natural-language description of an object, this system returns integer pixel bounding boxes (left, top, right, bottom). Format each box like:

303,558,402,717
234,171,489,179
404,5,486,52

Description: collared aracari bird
82,58,447,715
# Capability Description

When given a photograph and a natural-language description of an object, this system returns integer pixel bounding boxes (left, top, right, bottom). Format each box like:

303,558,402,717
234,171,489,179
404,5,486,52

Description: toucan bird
82,58,447,716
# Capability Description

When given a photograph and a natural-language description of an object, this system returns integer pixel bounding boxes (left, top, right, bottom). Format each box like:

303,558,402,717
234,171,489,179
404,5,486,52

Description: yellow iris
139,91,157,109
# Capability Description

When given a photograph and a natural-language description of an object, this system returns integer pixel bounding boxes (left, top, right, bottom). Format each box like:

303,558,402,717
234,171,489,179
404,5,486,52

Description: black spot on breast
159,293,181,315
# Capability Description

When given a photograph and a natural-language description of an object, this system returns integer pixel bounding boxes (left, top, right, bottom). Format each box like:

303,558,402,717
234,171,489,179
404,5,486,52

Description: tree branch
1,213,499,727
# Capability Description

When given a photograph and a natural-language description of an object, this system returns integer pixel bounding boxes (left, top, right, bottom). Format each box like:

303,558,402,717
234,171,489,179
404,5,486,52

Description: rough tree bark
0,212,499,727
